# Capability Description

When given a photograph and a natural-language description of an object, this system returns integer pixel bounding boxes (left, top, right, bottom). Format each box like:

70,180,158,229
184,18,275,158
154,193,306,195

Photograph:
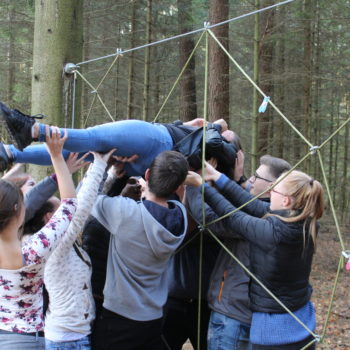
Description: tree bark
127,1,137,119
208,0,229,123
7,2,15,104
177,0,197,122
142,0,152,121
31,0,83,178
257,1,275,155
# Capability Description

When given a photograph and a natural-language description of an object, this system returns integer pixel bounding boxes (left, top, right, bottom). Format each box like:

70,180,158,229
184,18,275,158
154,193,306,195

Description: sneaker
0,142,10,172
0,102,44,151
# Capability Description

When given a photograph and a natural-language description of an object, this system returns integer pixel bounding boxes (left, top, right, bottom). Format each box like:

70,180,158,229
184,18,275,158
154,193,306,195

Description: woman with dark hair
0,127,77,349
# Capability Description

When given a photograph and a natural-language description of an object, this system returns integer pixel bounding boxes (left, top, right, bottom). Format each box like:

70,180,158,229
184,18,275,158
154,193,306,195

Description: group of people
0,102,324,350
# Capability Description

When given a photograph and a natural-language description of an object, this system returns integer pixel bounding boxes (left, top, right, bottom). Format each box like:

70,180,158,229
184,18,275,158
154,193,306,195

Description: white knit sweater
44,159,107,341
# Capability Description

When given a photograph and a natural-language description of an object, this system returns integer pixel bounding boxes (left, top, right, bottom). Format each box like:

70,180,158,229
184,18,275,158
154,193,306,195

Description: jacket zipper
217,270,227,302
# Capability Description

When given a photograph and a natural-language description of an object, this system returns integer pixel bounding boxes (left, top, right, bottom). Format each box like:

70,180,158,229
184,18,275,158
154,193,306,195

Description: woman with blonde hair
0,127,77,349
186,164,324,350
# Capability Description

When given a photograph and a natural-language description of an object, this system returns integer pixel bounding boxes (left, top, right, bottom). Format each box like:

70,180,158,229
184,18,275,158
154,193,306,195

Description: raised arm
22,126,77,264
47,152,110,261
203,184,276,247
203,161,269,218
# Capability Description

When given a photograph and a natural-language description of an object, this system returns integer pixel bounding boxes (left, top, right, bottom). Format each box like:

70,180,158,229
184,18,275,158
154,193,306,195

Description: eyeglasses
251,172,273,183
270,188,288,196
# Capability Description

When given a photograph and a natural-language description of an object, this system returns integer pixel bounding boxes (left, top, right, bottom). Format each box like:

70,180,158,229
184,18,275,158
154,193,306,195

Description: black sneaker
0,102,45,151
0,142,10,172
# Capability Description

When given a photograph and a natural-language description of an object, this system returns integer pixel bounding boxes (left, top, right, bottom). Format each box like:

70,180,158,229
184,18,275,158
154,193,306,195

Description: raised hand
91,149,117,164
185,171,203,187
66,152,90,174
203,161,221,182
45,126,67,159
234,150,245,182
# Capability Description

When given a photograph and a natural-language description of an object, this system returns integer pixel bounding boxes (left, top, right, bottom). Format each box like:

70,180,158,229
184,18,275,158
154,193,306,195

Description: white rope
76,0,296,66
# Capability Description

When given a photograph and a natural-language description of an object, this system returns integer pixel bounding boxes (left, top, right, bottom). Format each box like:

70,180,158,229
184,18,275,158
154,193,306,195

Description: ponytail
270,170,324,246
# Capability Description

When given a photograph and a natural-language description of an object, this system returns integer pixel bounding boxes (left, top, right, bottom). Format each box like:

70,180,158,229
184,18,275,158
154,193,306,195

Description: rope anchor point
203,21,210,29
116,48,123,55
309,145,320,155
64,63,79,74
314,335,321,343
342,251,350,271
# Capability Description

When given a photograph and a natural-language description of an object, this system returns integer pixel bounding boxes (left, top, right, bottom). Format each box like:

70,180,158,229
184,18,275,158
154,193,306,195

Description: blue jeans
9,120,173,176
208,311,252,350
0,333,44,349
45,335,91,350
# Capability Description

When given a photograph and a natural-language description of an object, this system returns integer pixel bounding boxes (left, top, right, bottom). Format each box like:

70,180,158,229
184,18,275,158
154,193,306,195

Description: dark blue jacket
203,178,314,314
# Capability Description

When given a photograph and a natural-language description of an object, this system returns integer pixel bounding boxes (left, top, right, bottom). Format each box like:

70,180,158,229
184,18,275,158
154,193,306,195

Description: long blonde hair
270,170,324,245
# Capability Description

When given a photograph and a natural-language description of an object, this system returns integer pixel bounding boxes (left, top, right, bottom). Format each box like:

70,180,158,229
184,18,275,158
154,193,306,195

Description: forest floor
182,219,350,350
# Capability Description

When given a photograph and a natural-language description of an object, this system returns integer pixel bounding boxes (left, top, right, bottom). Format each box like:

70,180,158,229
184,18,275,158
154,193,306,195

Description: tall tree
177,0,197,121
302,0,313,173
32,0,83,125
31,0,83,178
142,0,152,121
208,0,229,123
257,1,275,155
127,1,137,119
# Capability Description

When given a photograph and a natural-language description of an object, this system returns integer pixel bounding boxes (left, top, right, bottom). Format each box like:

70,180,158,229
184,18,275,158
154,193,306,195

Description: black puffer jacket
203,179,315,314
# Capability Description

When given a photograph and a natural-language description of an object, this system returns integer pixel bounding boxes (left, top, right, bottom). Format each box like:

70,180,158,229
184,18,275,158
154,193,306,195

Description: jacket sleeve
24,175,58,223
47,158,107,261
91,194,133,235
204,185,277,246
186,185,241,239
216,175,269,218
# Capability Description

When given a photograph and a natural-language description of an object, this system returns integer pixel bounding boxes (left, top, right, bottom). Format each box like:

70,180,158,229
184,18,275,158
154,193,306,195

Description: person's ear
175,184,186,202
144,168,150,181
283,195,292,208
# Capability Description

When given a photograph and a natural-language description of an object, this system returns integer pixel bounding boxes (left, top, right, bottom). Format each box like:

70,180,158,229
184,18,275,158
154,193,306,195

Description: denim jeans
0,332,45,349
207,311,252,350
10,120,173,176
45,335,91,350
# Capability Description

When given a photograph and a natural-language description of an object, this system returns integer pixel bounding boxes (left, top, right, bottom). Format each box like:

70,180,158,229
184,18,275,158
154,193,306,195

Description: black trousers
251,335,316,350
92,307,163,350
162,297,211,350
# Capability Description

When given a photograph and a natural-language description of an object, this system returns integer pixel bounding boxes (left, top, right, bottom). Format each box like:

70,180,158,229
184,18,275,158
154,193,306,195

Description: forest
0,0,349,348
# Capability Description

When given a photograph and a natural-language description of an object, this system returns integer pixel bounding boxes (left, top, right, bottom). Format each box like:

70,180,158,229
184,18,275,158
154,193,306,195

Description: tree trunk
142,0,152,121
31,0,83,178
251,0,260,172
257,1,275,155
127,1,137,119
303,0,313,173
208,0,229,123
274,4,286,160
177,0,197,122
7,2,15,104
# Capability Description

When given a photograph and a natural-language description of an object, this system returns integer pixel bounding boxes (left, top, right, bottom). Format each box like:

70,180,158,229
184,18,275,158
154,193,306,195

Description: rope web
65,1,350,348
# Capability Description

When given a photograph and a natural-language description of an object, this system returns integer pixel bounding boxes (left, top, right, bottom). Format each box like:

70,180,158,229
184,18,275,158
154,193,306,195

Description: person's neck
144,190,169,208
0,221,21,244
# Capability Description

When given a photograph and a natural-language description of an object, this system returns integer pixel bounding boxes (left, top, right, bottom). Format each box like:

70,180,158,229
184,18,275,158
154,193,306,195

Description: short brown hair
0,179,24,231
260,155,291,180
148,151,189,198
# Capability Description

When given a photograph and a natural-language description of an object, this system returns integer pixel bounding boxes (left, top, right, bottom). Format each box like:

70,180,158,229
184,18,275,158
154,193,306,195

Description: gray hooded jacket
92,195,188,321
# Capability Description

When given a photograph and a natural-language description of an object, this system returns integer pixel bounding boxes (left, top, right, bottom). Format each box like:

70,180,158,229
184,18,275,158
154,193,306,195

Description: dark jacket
203,178,314,314
186,185,252,324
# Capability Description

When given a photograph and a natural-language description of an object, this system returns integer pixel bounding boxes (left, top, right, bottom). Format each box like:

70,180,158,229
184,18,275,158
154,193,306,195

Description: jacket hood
140,200,188,259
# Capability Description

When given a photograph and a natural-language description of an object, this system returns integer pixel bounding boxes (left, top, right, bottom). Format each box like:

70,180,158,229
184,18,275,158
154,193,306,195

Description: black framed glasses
251,172,273,183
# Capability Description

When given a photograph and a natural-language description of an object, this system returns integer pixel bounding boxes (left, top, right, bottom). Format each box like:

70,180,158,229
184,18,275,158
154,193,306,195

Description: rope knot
342,251,350,271
116,48,123,56
309,145,320,155
203,21,210,29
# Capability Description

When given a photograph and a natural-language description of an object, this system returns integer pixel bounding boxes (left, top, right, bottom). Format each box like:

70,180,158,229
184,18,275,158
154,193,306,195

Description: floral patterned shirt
0,198,77,333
